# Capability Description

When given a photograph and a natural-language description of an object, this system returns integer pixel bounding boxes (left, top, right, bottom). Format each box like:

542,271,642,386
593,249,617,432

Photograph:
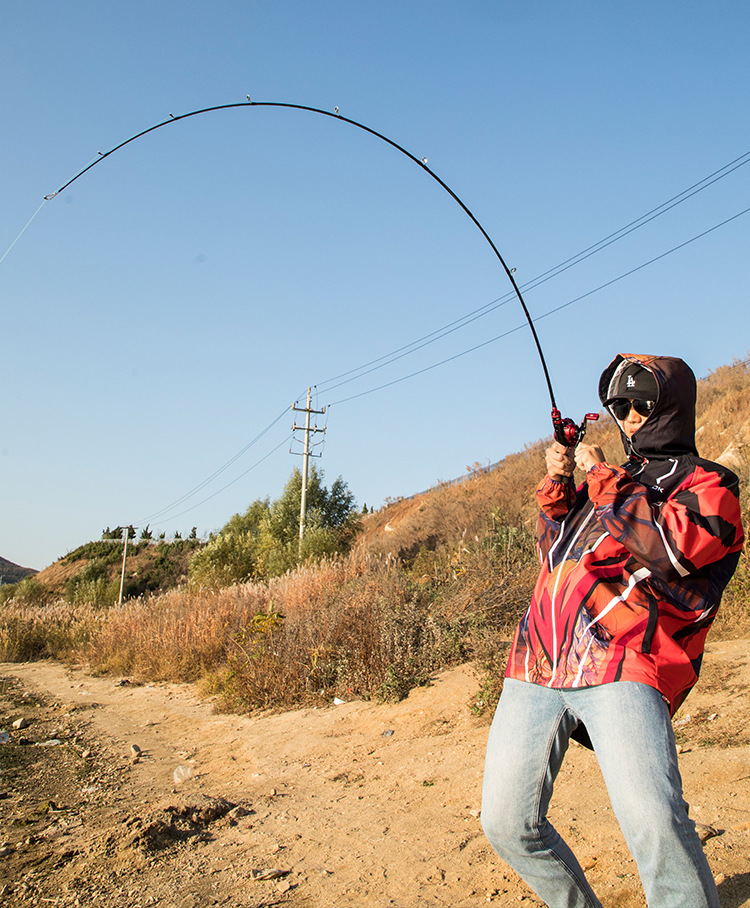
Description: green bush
189,467,360,588
0,577,53,607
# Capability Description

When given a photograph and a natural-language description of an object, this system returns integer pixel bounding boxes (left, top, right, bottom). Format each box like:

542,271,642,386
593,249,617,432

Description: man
481,354,744,908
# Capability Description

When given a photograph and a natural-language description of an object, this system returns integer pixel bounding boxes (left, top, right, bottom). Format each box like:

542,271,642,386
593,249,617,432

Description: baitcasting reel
552,408,599,449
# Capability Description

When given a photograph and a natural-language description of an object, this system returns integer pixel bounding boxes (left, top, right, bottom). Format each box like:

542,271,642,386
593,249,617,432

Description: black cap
605,362,658,403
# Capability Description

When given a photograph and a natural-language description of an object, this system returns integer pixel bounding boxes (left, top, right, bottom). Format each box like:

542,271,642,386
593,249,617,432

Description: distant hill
0,556,38,585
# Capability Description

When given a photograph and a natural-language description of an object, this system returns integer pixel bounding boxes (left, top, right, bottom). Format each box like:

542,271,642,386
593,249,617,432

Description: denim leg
575,682,720,908
481,679,603,908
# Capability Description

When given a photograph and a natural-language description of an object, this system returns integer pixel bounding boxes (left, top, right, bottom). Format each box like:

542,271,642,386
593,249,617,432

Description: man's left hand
575,442,606,474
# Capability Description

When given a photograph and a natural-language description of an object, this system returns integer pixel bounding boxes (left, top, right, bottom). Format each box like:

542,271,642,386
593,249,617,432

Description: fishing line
0,199,46,265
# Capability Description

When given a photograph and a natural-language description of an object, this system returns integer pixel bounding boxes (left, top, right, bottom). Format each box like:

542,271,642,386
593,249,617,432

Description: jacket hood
598,354,698,458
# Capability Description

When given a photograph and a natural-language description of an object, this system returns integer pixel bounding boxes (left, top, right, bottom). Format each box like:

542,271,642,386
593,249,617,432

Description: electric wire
136,405,291,525
22,101,750,529
328,201,750,406
535,202,750,322
498,149,750,296
149,433,294,525
314,147,750,394
145,197,750,525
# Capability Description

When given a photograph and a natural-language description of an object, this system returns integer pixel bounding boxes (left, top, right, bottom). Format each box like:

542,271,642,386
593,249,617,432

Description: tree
188,468,359,588
258,466,359,578
265,466,356,543
188,498,270,588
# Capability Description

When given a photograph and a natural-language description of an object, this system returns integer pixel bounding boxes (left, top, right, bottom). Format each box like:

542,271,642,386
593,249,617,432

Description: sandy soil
1,641,749,908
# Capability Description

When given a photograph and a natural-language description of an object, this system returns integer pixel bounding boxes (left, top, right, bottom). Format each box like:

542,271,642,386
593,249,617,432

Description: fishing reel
552,408,599,449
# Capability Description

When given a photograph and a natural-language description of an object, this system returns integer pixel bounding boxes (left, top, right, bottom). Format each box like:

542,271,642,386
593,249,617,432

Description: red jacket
506,354,744,715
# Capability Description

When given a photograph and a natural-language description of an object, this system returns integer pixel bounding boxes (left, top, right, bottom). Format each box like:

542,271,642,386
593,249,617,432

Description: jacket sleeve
537,475,577,520
585,462,743,581
535,475,579,561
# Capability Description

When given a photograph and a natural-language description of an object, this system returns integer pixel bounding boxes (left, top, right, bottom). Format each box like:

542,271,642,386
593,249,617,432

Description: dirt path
1,641,749,907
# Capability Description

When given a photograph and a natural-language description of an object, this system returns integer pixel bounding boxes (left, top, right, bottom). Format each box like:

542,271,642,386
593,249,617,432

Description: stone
252,868,289,881
695,823,721,844
228,805,253,820
173,765,195,784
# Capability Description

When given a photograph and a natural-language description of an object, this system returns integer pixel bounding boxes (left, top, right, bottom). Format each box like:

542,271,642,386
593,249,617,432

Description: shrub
0,577,53,607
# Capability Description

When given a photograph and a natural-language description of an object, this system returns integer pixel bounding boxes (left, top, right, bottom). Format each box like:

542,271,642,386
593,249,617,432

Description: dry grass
0,602,104,663
2,358,749,713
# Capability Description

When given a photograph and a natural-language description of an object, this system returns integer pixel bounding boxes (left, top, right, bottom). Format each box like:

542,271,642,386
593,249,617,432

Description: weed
1,359,749,718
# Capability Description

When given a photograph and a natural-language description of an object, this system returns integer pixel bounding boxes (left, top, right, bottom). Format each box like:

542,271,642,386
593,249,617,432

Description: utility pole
291,388,326,550
118,528,129,606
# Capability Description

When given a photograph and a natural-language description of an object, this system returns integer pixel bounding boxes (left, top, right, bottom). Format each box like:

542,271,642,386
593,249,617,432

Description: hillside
7,538,204,608
358,358,750,563
0,555,37,585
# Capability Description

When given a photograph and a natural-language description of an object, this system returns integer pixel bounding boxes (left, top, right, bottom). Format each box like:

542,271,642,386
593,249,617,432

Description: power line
328,202,750,406
115,146,750,527
314,147,750,396
140,197,750,524
137,405,292,525
127,197,750,529
149,433,295,525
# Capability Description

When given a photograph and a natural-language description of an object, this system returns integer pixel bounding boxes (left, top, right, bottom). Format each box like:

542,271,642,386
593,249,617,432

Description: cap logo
626,375,636,388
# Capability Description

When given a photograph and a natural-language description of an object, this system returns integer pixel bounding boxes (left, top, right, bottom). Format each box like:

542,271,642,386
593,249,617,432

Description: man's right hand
545,441,575,481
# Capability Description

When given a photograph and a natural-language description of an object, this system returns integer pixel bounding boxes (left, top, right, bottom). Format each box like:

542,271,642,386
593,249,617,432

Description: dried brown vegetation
1,359,749,715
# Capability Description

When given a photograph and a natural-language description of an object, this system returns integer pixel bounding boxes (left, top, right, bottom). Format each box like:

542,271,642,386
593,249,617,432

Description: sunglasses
609,398,656,420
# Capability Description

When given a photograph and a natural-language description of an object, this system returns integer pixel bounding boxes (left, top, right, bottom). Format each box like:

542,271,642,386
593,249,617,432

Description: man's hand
574,442,606,474
545,441,575,481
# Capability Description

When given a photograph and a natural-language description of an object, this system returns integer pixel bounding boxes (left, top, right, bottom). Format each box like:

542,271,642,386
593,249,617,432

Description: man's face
609,398,655,439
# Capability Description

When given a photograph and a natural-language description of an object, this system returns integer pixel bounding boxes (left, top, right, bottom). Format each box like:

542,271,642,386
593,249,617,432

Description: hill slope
358,359,750,563
0,555,37,585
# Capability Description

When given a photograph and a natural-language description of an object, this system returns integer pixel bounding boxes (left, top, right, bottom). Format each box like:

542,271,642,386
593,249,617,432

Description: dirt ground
1,641,748,908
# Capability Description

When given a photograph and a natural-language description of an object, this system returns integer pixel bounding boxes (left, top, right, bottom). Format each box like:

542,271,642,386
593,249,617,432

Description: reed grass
1,358,748,715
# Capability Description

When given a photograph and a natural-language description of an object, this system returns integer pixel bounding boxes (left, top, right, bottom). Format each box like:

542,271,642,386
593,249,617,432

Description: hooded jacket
505,354,744,716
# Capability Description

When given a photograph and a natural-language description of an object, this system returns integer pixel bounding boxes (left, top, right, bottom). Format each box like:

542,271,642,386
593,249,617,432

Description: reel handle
551,408,599,449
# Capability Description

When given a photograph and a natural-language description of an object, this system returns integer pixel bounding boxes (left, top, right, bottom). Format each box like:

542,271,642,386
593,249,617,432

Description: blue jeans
481,679,719,908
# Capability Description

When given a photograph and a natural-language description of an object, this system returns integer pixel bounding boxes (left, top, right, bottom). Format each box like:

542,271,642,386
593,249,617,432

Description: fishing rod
43,98,597,448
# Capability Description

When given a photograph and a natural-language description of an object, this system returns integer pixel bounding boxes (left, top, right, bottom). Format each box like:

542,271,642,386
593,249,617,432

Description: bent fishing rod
43,98,597,448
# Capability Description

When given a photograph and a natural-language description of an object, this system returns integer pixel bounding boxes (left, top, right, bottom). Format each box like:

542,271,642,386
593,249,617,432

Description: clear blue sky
3,1,750,570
